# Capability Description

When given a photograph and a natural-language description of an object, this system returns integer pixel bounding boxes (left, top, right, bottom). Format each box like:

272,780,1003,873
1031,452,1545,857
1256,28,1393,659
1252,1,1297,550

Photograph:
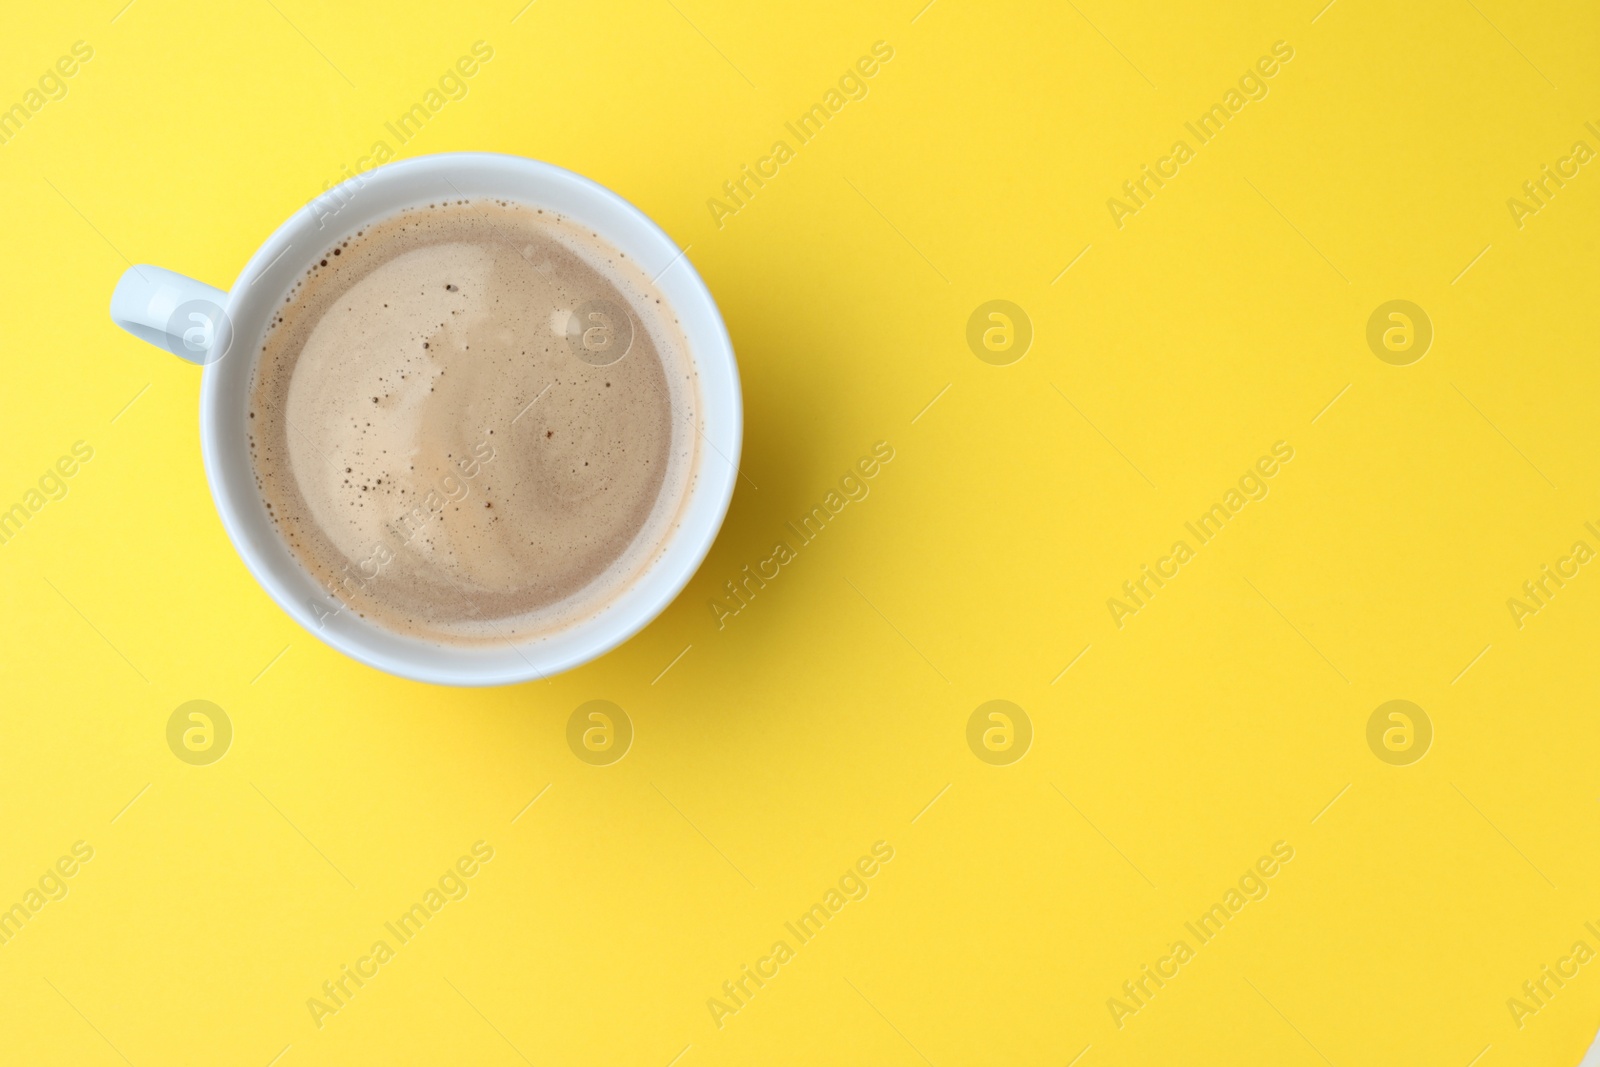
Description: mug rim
199,152,740,686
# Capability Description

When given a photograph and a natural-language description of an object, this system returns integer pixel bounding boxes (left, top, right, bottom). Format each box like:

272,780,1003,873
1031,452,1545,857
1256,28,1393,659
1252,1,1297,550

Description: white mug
109,153,741,686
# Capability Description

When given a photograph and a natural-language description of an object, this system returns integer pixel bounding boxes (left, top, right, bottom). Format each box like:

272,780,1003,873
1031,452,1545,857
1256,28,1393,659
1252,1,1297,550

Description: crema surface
248,199,697,643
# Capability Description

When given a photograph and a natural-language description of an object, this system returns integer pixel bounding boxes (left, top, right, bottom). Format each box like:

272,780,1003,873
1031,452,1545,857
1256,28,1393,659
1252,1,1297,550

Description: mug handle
110,265,229,364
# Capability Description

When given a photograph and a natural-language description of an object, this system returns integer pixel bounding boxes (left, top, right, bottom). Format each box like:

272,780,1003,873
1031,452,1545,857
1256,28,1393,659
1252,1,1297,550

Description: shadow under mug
109,152,741,687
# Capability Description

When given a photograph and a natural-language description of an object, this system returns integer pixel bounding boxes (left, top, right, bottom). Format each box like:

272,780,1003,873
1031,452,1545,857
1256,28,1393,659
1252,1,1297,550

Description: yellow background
2,0,1598,1063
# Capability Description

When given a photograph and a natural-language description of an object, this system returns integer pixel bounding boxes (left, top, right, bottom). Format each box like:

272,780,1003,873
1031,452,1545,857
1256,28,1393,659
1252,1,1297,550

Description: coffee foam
248,199,699,643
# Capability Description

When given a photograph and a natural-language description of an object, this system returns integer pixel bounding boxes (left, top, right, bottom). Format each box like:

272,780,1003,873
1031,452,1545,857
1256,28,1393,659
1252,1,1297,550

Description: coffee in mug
247,198,699,642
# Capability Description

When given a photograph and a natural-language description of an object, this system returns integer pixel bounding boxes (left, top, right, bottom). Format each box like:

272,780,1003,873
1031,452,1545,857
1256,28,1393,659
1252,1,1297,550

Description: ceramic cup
109,152,741,686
